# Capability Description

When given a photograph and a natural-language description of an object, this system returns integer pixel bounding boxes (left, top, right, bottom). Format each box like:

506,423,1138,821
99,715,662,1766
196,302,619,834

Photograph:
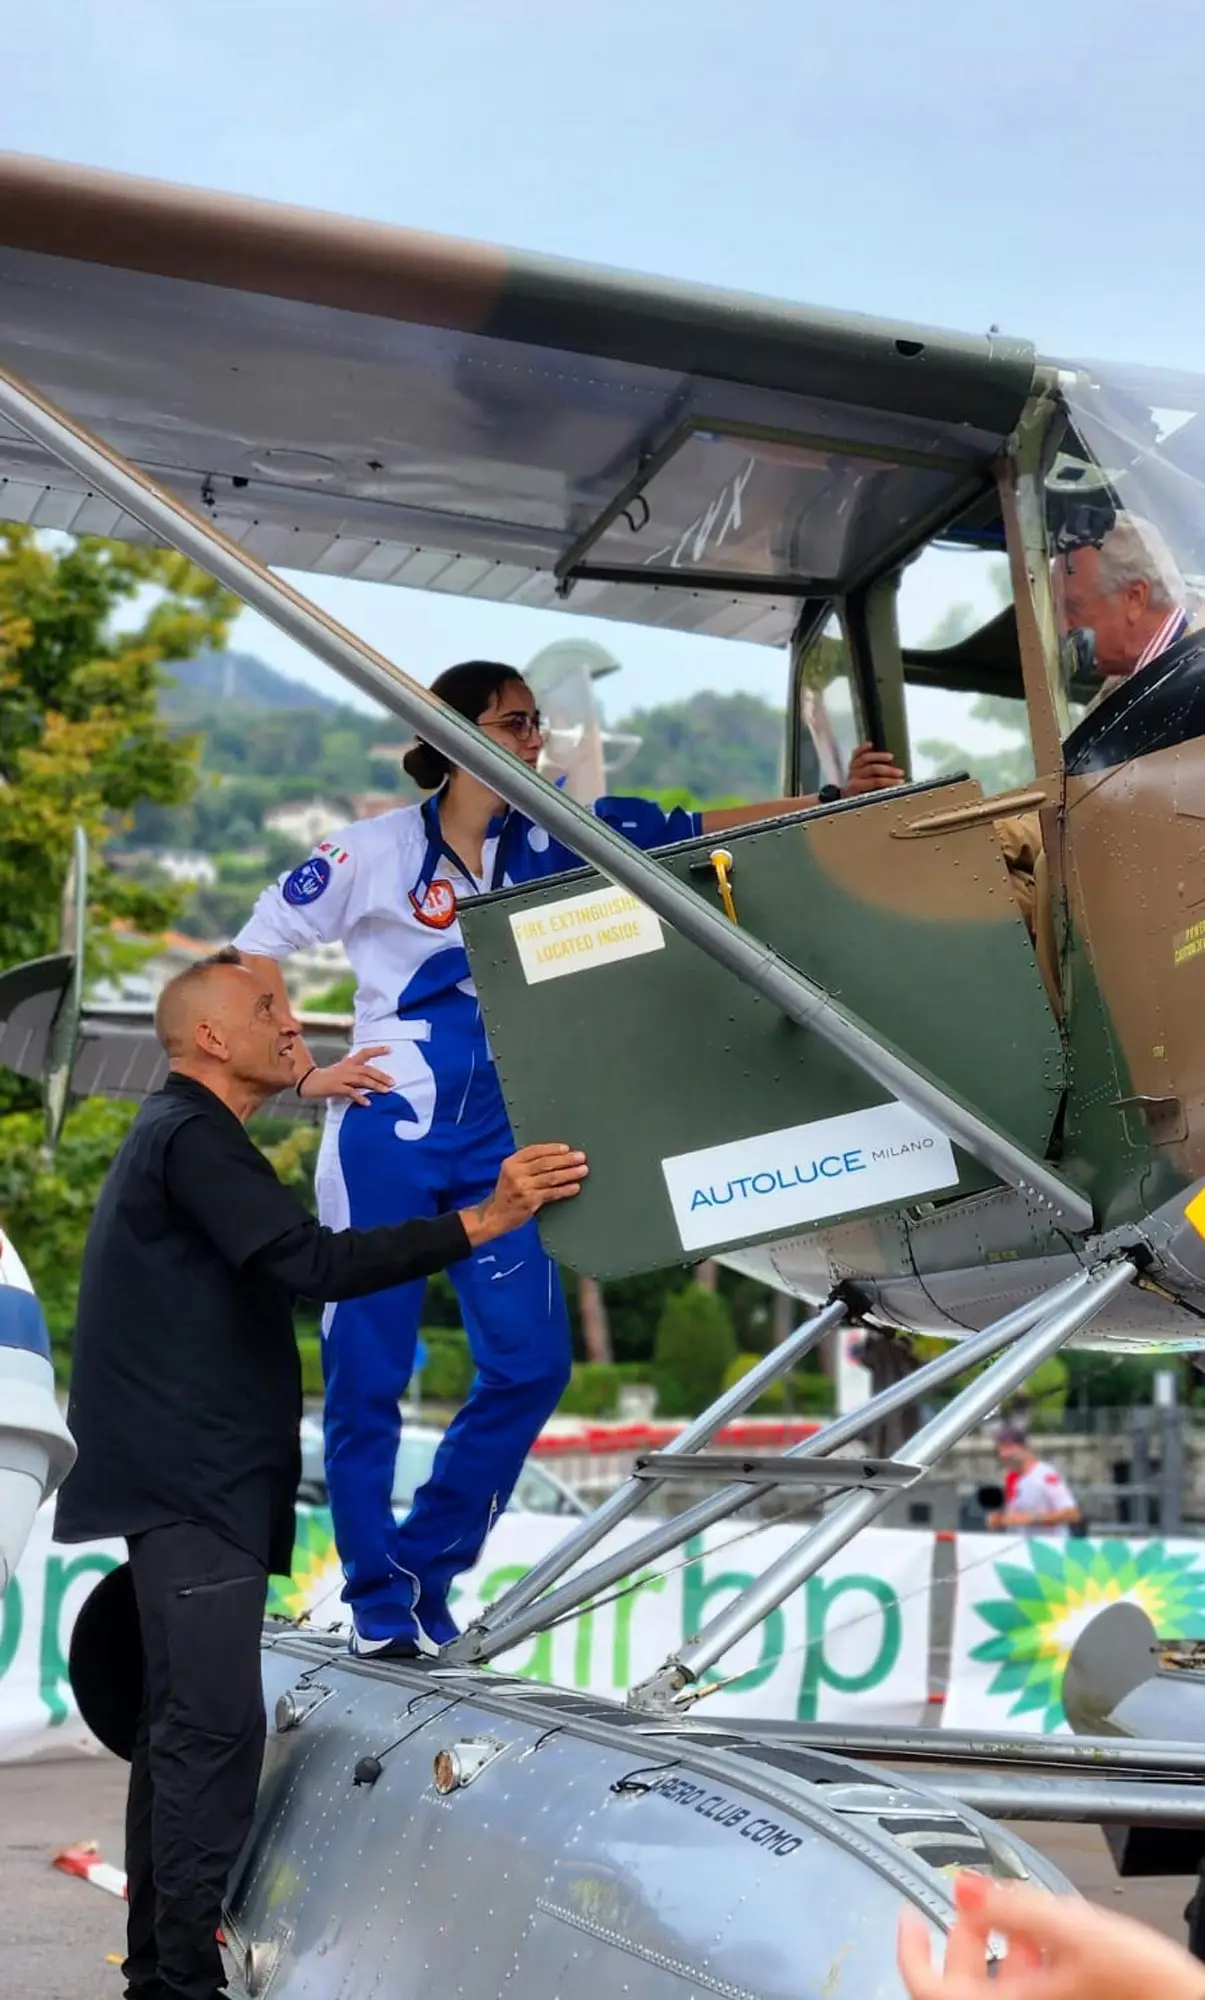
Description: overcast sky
5,1,1203,747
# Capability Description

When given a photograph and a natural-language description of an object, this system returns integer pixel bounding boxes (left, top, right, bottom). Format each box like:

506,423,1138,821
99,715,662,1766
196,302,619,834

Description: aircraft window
1047,368,1205,730
581,426,978,595
898,546,1036,794
795,616,860,793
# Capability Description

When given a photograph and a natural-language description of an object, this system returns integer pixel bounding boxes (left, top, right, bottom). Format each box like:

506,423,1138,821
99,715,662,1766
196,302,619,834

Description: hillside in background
614,689,784,801
160,649,343,718
117,649,790,938
137,652,786,845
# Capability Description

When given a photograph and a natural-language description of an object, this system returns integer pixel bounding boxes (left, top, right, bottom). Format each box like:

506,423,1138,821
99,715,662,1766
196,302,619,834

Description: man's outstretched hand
461,1145,589,1248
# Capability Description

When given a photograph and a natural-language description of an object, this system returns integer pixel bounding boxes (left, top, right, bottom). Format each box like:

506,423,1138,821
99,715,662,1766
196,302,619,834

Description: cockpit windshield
1047,360,1205,720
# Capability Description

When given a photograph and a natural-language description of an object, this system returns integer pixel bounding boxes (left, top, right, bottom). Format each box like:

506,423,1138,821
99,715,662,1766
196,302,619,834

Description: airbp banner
0,1506,933,1760
943,1531,1205,1733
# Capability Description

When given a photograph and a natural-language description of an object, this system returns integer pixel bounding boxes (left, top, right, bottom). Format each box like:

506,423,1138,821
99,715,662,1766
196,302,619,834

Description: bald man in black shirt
55,946,586,2000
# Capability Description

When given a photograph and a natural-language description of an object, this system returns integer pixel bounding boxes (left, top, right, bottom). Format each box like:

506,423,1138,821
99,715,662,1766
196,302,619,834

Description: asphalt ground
0,1750,1196,2000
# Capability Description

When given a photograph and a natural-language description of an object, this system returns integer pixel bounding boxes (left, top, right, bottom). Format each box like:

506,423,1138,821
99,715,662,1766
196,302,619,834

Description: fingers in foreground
897,1910,1030,2000
943,1914,992,1984
896,1912,950,2000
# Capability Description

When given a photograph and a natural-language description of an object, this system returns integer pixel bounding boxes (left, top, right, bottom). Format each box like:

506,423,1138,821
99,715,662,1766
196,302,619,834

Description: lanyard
410,794,511,928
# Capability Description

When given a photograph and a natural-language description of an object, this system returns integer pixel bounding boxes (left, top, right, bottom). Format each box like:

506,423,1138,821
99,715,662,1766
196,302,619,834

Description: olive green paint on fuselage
460,791,1064,1280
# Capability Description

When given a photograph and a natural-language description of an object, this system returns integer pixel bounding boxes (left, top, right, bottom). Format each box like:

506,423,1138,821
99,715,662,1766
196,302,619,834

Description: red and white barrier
53,1842,127,1898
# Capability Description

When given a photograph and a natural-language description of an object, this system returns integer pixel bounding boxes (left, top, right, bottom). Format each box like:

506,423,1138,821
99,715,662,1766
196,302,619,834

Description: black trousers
123,1524,268,2000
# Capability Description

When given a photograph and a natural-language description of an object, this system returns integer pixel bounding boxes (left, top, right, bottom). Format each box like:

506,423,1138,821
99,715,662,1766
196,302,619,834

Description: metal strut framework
0,362,1094,1233
625,1258,1137,1712
444,1265,1120,1666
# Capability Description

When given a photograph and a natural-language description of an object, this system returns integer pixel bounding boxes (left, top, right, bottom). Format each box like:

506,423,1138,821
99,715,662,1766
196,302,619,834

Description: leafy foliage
0,1099,138,1376
916,691,1036,796
120,700,415,858
909,1332,1070,1423
0,529,236,974
653,1283,738,1415
720,1351,787,1414
416,1327,476,1403
614,691,784,804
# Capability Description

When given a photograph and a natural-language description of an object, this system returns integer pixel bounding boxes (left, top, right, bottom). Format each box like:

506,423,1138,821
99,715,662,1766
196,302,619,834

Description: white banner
943,1530,1205,1734
0,1509,125,1762
0,1505,934,1760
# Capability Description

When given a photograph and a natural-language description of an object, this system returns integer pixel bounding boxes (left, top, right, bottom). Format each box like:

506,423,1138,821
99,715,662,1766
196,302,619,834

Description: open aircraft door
457,773,1065,1282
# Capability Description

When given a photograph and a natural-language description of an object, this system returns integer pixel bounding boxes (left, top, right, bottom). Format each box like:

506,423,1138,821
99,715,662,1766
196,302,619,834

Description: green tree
653,1283,738,1415
917,690,1037,795
615,691,785,803
0,1099,138,1375
303,973,357,1014
0,528,237,977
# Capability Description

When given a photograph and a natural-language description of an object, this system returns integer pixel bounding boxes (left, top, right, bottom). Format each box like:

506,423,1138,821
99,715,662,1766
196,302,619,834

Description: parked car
298,1413,588,1518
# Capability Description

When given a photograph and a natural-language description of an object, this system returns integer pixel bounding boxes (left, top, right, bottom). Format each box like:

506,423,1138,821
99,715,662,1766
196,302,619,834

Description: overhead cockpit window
580,423,985,597
1051,362,1205,727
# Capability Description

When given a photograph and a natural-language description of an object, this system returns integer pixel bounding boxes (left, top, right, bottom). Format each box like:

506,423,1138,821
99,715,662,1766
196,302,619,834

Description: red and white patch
410,879,458,929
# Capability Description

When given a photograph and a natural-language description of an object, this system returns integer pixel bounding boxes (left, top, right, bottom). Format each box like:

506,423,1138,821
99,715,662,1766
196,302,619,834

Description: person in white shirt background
987,1423,1081,1536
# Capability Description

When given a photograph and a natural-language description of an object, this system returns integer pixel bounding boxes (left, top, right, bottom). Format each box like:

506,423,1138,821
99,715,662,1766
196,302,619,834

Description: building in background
262,799,348,846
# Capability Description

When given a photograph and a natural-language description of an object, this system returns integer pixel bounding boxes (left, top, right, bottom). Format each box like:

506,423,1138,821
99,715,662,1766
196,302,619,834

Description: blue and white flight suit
235,791,700,1649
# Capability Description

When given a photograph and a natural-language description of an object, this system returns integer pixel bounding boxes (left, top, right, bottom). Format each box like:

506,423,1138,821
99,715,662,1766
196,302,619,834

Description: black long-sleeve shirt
54,1072,470,1572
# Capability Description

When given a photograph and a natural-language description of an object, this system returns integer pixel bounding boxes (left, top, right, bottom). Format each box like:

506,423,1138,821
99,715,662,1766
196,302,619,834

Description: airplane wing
0,953,352,1122
0,153,1034,652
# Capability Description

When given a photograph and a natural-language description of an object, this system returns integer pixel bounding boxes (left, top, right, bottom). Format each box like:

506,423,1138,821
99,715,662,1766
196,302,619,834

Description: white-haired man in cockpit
1000,512,1194,1000
1055,511,1192,701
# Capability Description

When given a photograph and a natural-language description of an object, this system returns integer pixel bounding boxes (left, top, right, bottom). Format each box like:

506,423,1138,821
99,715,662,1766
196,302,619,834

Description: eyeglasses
482,709,544,743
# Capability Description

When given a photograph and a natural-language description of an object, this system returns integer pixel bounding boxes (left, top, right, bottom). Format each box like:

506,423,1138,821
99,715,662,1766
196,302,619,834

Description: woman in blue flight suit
237,660,901,1658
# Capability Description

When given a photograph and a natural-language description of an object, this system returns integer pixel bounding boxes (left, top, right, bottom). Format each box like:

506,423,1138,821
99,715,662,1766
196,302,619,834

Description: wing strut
625,1256,1136,1713
0,362,1093,1233
445,1264,1118,1668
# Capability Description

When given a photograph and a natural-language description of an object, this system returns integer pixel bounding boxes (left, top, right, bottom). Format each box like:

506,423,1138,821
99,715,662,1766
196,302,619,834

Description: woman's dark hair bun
402,660,528,792
402,740,451,789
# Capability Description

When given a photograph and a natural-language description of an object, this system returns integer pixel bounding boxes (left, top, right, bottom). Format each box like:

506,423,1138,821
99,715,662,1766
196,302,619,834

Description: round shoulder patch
526,825,550,854
282,855,333,907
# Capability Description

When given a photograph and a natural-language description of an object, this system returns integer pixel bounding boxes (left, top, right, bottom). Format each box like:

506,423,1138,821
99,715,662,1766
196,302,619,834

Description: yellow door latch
709,847,737,922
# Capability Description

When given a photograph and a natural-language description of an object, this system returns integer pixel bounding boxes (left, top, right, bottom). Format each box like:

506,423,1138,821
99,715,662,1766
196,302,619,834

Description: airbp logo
968,1539,1205,1732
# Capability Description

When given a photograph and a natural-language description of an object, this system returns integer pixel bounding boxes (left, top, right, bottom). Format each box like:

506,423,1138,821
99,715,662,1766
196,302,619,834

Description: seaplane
4,150,1205,1996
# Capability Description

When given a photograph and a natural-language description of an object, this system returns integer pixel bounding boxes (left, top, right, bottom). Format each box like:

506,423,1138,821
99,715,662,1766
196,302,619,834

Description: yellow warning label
510,888,664,984
1185,1189,1205,1238
1174,919,1205,966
